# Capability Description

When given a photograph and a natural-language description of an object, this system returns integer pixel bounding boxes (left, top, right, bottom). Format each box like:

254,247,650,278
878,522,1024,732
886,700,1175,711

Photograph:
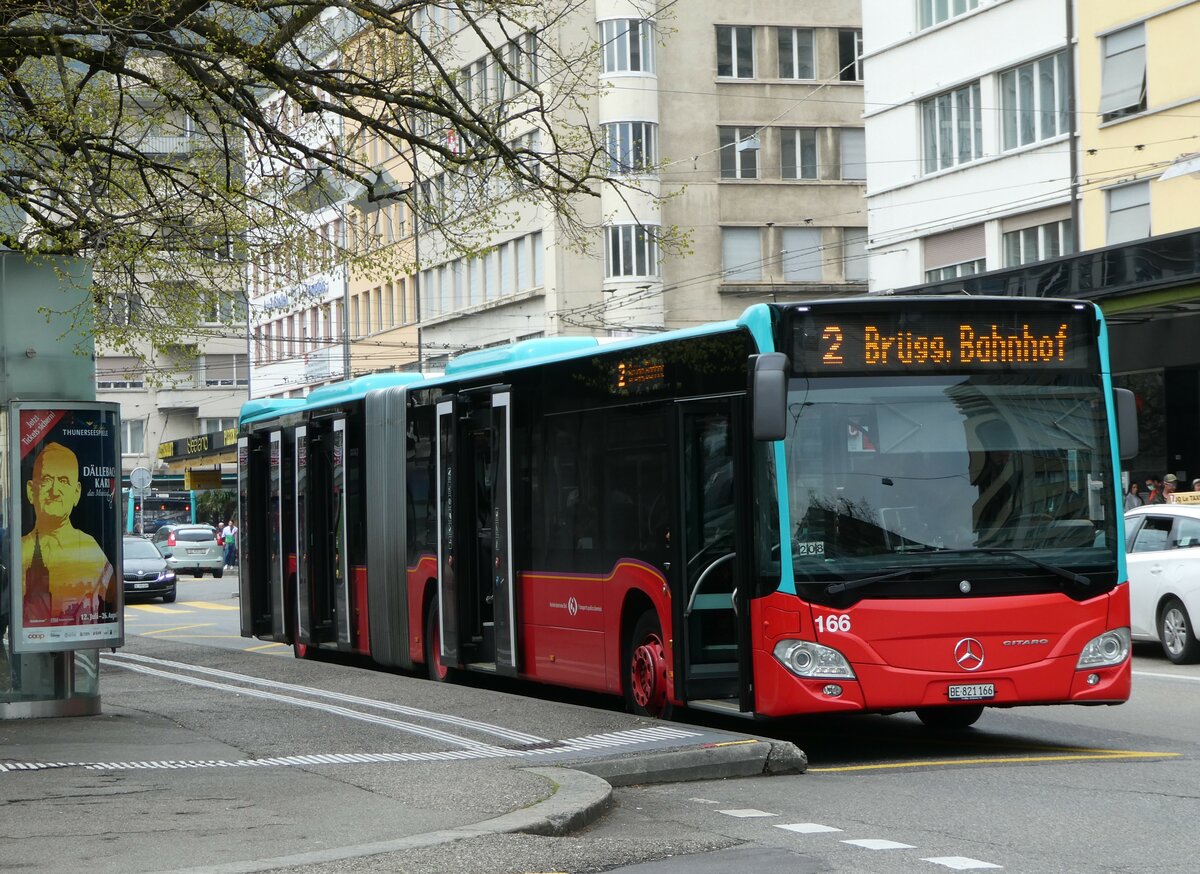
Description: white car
1125,503,1200,663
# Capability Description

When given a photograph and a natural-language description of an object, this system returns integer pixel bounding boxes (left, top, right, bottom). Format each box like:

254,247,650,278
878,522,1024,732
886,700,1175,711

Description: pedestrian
1124,482,1143,512
229,521,238,568
1192,478,1200,493
1150,474,1177,505
1145,476,1163,504
222,519,235,569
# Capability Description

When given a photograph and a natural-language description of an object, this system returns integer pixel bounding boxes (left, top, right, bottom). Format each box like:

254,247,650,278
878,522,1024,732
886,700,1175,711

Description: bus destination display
792,309,1094,373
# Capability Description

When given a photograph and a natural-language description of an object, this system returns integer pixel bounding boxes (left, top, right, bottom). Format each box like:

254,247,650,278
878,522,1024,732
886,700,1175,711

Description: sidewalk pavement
0,635,806,874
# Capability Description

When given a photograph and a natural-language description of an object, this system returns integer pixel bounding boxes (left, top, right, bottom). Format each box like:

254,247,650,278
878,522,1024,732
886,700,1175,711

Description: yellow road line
246,642,288,652
127,604,194,614
141,624,213,636
809,749,1179,773
178,600,240,611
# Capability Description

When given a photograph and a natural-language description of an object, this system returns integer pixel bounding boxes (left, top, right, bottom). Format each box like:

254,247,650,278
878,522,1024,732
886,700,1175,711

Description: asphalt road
8,576,1197,873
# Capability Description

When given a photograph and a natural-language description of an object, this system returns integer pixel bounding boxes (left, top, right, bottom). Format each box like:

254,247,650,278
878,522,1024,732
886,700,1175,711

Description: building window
604,121,658,174
1107,181,1150,245
839,128,866,180
200,417,239,434
921,81,982,173
719,126,759,179
919,0,979,30
600,19,654,74
1003,219,1074,266
722,227,761,280
96,356,145,389
777,28,814,79
532,230,544,286
1100,24,1146,119
122,419,145,456
839,29,863,81
605,225,659,278
716,26,755,79
842,228,868,281
203,353,249,386
1001,52,1068,150
781,128,818,180
781,227,822,281
924,224,985,281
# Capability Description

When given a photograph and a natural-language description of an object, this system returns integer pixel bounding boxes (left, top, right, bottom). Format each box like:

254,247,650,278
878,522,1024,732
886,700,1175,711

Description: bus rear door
676,397,753,713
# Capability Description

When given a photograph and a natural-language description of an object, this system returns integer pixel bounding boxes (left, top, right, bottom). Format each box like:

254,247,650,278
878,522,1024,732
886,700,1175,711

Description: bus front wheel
626,610,673,719
916,705,984,730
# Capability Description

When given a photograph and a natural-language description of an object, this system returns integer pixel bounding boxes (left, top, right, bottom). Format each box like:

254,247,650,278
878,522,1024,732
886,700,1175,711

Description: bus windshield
782,373,1117,594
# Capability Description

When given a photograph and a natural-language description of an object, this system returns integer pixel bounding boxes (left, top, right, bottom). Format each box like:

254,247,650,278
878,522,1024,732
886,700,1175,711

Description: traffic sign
130,466,152,491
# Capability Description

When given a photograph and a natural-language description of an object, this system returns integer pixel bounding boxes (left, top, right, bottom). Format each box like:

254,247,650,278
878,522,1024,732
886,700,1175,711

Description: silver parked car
152,524,225,579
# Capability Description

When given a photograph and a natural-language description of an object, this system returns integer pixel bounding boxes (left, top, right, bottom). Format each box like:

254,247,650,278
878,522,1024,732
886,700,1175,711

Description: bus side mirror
1114,388,1138,461
751,353,789,442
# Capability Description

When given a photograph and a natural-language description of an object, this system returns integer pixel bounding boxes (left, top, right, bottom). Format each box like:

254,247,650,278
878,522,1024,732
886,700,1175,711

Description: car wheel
162,587,177,604
213,568,224,579
1159,597,1200,664
916,705,984,730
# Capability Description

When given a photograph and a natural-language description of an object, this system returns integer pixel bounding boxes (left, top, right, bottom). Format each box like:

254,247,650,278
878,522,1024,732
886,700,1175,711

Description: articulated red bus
238,296,1137,728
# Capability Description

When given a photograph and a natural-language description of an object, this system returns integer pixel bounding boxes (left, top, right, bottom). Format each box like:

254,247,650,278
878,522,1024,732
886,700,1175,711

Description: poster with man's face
10,403,123,652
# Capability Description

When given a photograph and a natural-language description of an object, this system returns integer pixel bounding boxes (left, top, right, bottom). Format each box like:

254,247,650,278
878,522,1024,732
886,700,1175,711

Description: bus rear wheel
424,603,456,683
626,610,673,719
916,705,984,730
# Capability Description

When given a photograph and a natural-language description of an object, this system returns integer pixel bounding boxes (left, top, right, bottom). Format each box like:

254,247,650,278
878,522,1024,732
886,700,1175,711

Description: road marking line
808,749,1178,772
1134,669,1200,682
178,600,240,611
843,839,916,850
776,823,842,834
141,624,213,636
127,604,194,614
245,642,288,652
923,857,1002,870
719,808,777,818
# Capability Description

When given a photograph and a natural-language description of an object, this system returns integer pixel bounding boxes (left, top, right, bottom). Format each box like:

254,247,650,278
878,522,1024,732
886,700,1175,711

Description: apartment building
862,0,1075,290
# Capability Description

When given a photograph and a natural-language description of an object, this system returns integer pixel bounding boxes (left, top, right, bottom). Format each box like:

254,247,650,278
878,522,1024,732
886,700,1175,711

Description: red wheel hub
631,633,669,715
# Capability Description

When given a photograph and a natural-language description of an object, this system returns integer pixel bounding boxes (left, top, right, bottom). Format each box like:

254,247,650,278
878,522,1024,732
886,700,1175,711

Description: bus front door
436,388,518,675
238,435,272,638
677,398,752,711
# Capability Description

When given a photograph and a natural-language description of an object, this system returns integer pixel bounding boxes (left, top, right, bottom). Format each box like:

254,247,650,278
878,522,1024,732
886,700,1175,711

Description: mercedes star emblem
954,637,985,671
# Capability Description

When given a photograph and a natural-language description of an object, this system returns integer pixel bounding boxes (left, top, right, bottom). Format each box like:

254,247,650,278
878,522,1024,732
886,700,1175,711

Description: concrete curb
158,742,804,873
574,738,807,786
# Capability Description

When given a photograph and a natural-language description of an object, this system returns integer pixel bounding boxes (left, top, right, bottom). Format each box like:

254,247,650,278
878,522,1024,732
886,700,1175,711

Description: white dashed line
718,808,778,818
775,822,843,834
923,857,1002,870
842,838,917,850
689,798,721,804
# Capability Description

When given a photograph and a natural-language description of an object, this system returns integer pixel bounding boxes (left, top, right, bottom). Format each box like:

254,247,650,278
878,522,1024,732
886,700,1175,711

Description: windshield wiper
908,547,1091,587
825,568,926,596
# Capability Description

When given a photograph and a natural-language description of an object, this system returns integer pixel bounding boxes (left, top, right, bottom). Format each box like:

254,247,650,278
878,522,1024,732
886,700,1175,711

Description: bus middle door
676,397,752,712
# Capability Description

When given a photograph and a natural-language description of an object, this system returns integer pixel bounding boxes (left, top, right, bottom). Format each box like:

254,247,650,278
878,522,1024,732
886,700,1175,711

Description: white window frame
203,353,249,386
600,19,654,74
1100,24,1147,119
719,126,759,179
1106,180,1150,245
919,0,979,30
780,128,818,180
122,418,145,456
1003,219,1074,266
716,26,755,79
1001,51,1069,150
842,228,868,281
722,227,762,280
921,81,982,173
605,225,660,278
839,29,863,81
604,121,658,174
777,28,814,80
925,259,985,282
96,357,145,389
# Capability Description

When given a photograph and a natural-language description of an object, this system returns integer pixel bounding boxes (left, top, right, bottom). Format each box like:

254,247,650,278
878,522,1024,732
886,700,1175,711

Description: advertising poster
11,403,123,652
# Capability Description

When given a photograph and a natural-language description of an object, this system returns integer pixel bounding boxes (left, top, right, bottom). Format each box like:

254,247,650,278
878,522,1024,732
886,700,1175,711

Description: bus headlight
773,639,856,680
1076,627,1130,669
